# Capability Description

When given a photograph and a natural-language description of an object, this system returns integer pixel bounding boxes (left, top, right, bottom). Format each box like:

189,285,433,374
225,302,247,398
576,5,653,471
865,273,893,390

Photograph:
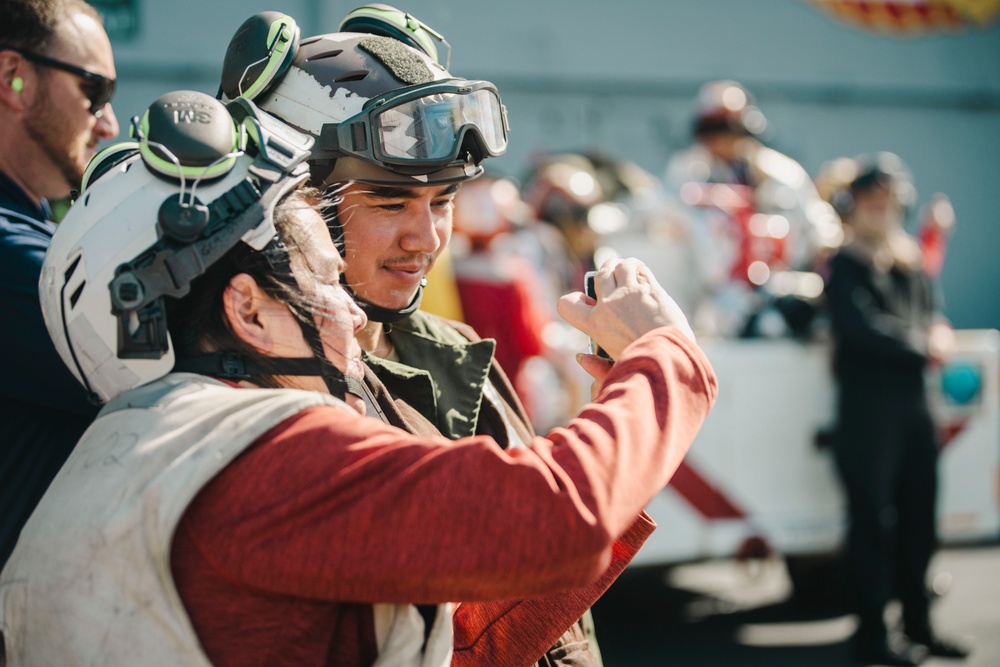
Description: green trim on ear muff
11,76,23,93
134,98,240,182
239,13,298,100
339,4,450,69
81,141,140,192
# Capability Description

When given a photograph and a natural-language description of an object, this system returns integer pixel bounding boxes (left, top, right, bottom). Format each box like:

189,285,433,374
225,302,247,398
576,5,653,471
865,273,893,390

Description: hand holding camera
558,258,694,364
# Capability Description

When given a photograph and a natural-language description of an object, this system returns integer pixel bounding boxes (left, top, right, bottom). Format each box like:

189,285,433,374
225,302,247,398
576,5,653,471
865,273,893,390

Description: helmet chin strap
294,313,368,401
343,277,426,324
173,234,367,403
172,353,366,402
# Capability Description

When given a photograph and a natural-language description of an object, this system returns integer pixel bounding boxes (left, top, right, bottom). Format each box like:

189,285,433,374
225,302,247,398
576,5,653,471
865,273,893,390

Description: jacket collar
364,312,496,439
0,170,51,223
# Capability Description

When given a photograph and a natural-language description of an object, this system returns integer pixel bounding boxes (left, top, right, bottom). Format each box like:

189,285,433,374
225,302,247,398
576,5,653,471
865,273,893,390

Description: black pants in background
832,377,939,641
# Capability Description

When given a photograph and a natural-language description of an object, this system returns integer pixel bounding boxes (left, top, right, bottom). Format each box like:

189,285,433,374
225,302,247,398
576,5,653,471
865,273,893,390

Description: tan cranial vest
0,374,452,667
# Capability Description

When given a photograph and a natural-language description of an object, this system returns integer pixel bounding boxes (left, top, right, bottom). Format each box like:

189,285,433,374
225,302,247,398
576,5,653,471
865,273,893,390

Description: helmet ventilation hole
307,49,344,62
334,70,368,83
64,254,82,281
69,282,86,309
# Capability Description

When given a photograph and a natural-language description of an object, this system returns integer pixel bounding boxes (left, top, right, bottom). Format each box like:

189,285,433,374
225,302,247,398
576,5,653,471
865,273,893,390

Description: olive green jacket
363,310,535,446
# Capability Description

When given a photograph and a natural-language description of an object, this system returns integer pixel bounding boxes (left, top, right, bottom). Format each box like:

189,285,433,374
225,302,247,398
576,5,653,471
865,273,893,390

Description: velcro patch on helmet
359,35,434,85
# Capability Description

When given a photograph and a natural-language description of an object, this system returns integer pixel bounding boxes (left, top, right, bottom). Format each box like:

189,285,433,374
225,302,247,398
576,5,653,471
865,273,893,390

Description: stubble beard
24,84,89,197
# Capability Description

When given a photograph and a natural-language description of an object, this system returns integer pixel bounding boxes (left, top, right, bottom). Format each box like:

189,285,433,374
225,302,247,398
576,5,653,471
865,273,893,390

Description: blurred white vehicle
632,330,1000,587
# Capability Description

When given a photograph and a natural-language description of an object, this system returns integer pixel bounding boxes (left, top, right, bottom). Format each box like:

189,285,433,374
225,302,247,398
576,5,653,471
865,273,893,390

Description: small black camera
584,271,612,360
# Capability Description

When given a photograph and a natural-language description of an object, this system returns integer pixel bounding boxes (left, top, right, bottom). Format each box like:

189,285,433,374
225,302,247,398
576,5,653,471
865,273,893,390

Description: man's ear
223,273,273,354
0,52,30,113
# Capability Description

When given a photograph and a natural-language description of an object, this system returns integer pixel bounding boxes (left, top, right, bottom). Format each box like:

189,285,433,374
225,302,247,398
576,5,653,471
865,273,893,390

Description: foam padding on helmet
358,35,434,85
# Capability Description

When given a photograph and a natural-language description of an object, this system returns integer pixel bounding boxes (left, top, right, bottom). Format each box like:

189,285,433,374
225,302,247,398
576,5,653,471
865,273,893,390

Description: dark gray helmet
220,18,508,187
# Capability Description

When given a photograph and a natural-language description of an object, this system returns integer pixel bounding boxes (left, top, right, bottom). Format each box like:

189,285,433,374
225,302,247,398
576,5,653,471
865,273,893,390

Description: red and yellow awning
808,0,1000,34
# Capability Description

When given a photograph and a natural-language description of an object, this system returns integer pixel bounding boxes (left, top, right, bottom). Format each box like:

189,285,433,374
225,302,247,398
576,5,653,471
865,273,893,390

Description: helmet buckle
219,353,250,380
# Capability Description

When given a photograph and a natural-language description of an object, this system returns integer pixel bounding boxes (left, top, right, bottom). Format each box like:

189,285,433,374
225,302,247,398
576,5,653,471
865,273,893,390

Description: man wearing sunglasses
219,9,610,665
0,0,119,567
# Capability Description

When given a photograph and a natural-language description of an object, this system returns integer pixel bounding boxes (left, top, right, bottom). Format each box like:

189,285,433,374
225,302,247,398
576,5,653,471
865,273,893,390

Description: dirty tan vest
0,374,453,667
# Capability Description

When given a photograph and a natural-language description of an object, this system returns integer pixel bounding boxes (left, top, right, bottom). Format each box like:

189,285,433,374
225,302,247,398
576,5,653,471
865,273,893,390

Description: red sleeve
180,326,716,605
452,513,654,666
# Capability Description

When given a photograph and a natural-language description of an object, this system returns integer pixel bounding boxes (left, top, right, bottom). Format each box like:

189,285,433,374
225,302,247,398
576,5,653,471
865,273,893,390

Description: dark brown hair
166,186,336,389
1,0,101,53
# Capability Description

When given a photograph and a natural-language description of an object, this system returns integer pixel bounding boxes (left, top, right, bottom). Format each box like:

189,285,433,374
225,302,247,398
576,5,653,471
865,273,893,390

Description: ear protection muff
132,90,240,182
339,3,451,69
129,90,242,243
11,76,23,93
219,11,300,102
105,90,312,357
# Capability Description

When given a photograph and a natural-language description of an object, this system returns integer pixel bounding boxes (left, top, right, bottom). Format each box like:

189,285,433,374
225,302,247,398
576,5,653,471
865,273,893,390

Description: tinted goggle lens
371,86,506,163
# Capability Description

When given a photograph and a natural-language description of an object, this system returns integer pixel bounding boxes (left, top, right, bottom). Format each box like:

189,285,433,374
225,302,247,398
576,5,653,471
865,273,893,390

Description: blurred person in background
450,172,584,431
522,151,673,297
520,151,692,424
821,152,967,666
0,0,119,567
522,153,607,297
218,7,609,663
666,79,841,338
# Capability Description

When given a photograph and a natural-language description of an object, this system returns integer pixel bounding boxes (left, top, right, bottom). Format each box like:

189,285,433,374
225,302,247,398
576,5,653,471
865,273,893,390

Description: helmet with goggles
218,11,508,187
39,89,364,403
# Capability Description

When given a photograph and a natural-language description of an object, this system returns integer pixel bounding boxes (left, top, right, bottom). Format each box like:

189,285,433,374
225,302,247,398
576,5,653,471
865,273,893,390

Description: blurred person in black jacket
822,152,968,666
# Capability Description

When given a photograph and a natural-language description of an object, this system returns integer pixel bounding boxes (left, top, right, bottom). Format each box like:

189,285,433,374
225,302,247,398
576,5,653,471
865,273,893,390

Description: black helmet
816,151,916,219
849,152,914,199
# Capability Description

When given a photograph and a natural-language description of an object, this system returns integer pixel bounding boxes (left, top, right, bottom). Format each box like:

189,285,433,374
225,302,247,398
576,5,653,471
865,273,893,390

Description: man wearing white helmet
0,89,715,667
217,8,610,663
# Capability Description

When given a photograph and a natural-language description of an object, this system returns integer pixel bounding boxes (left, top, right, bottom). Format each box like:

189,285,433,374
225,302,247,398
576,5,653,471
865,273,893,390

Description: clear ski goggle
335,79,508,170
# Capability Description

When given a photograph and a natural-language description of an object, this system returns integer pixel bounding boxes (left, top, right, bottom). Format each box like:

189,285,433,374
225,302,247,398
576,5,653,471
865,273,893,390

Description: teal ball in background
940,362,982,405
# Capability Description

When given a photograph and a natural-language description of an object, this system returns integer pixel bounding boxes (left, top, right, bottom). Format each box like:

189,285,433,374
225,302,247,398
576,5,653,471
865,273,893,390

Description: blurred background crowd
89,0,1000,428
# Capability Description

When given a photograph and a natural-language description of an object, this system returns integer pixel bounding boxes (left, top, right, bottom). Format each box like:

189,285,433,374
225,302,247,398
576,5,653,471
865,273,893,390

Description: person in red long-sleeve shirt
171,321,712,666
3,93,715,667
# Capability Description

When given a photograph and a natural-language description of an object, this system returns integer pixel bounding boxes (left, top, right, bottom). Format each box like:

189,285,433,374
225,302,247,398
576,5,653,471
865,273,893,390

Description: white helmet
40,90,314,403
693,79,767,138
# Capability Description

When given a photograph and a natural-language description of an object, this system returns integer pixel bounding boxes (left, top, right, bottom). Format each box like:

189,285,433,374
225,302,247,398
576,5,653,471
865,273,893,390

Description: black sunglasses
7,47,116,115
